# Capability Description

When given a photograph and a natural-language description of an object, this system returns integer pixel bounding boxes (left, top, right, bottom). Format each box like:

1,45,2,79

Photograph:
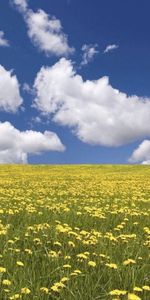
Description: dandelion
54,241,62,247
9,294,21,299
21,287,31,294
40,287,49,294
77,253,88,260
88,261,96,267
106,263,118,269
0,266,6,273
51,282,65,293
63,264,71,268
123,259,136,266
109,289,127,296
133,287,142,292
74,269,82,274
2,279,11,286
61,277,69,283
128,293,141,300
68,241,75,247
16,261,24,267
51,285,60,293
142,285,150,291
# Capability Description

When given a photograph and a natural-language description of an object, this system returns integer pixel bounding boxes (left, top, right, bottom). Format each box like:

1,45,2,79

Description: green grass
0,165,150,300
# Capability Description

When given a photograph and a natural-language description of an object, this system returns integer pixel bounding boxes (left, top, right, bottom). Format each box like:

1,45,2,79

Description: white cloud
0,31,9,47
33,58,150,147
81,44,98,66
26,9,74,56
12,0,74,56
104,44,119,54
0,65,23,112
22,82,32,93
11,0,28,13
129,140,150,164
0,121,65,164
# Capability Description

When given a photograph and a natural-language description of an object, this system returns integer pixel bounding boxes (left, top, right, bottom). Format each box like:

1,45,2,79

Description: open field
0,165,150,300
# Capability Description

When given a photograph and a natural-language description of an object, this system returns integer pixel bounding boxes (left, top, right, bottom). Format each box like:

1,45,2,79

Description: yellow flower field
0,165,150,300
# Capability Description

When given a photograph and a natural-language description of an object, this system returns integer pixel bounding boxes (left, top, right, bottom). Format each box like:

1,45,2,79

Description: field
0,165,150,300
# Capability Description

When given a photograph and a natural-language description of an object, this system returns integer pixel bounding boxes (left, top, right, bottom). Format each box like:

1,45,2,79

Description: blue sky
0,0,150,164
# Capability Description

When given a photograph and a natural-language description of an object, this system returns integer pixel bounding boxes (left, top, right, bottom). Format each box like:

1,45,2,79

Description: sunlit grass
0,165,150,299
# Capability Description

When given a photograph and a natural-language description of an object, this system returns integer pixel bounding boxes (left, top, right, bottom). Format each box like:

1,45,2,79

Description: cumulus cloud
12,0,74,56
81,44,98,66
33,58,150,147
11,0,28,13
0,31,9,47
104,44,119,54
129,140,150,164
0,65,23,112
0,122,65,163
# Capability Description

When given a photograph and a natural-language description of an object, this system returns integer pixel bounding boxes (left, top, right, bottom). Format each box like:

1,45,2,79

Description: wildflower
24,248,32,255
74,269,82,274
77,253,88,260
64,255,71,260
128,293,141,300
68,241,75,247
4,289,10,293
109,289,127,296
54,241,62,247
0,266,6,273
51,285,60,293
123,259,136,266
70,272,78,276
133,287,142,292
48,250,59,258
106,263,118,269
61,277,69,283
21,287,31,294
9,294,21,299
2,279,11,286
142,285,150,291
40,287,49,294
16,261,24,267
88,261,96,267
63,264,71,268
51,282,65,293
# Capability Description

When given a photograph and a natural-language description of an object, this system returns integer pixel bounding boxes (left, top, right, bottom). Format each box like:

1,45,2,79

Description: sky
0,0,150,164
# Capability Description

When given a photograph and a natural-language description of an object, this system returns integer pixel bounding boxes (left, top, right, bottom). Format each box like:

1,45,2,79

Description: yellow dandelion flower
9,294,21,299
123,259,136,266
133,287,142,292
142,285,150,291
88,261,96,267
40,287,49,294
54,241,62,247
77,253,88,260
21,287,31,294
61,277,69,283
2,279,11,286
24,248,32,255
106,263,118,269
51,285,60,293
74,269,82,274
0,266,6,273
4,289,10,293
109,289,127,296
70,272,78,276
128,293,141,300
64,255,71,260
68,241,75,247
63,264,71,268
16,261,24,267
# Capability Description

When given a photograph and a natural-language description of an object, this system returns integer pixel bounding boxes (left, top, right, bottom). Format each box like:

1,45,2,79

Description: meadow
0,165,150,300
